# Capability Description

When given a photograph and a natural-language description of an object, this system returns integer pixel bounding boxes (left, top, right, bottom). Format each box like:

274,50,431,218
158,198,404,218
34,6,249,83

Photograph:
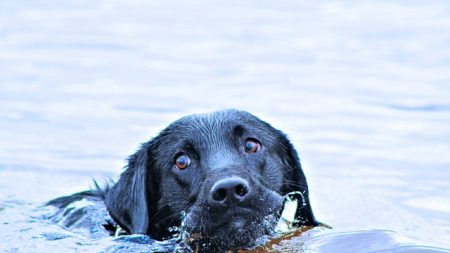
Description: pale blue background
1,0,449,252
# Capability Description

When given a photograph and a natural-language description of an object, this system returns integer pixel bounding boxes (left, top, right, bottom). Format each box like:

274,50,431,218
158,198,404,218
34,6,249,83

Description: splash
175,191,313,252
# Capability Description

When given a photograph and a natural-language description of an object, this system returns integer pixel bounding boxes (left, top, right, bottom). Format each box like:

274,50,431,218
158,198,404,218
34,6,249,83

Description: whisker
149,200,190,225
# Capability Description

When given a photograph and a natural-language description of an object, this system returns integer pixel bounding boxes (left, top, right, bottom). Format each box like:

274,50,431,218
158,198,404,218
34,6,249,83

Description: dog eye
244,138,261,153
175,154,191,170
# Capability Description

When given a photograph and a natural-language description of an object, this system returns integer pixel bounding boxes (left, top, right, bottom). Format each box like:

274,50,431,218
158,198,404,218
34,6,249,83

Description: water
1,0,450,252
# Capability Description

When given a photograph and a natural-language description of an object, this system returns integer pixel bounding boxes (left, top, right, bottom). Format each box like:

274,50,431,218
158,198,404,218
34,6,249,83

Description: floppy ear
105,144,153,234
278,133,319,227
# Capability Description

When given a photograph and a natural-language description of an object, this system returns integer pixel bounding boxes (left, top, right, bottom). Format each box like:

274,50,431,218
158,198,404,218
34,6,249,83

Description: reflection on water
1,0,450,252
299,229,450,253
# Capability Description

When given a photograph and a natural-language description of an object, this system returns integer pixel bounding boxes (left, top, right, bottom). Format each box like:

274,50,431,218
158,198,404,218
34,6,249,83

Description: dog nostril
212,188,227,202
210,177,250,205
235,184,248,197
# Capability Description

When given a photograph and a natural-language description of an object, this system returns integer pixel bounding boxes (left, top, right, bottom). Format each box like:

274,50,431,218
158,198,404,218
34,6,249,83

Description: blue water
1,0,450,252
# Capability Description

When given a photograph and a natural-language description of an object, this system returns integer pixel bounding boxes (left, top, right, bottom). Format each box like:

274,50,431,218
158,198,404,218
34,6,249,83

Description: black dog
48,109,318,251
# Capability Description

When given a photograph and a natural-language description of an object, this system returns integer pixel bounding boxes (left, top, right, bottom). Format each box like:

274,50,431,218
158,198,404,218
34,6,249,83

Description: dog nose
210,177,250,205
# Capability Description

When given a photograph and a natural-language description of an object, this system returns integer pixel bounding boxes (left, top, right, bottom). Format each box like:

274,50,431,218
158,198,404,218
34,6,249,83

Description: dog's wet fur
48,109,318,251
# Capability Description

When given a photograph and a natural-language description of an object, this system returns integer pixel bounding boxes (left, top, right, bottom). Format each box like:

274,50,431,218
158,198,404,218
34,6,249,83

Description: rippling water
1,0,450,252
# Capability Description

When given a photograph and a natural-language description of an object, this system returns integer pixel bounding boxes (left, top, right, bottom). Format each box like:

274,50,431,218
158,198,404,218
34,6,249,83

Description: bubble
168,226,180,233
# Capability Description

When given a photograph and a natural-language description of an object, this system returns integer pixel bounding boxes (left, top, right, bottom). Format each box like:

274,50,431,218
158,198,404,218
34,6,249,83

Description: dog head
105,109,317,251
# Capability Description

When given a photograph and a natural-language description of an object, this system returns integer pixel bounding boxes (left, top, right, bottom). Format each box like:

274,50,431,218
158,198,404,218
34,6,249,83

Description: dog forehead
187,109,247,124
174,111,248,168
174,110,245,132
178,112,240,143
156,109,278,153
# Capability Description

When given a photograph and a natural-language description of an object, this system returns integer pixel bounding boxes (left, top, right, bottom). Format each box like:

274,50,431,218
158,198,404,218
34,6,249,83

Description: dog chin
182,212,278,252
185,220,266,252
180,191,283,251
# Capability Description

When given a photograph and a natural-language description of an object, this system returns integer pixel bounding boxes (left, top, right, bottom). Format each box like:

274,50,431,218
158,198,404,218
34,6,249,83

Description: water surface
1,0,450,252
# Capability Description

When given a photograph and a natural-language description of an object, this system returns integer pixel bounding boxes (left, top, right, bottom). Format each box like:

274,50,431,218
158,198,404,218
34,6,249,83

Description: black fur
48,109,318,250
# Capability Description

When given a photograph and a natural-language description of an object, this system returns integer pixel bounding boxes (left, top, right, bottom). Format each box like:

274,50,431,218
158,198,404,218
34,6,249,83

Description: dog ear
105,144,153,234
278,133,319,227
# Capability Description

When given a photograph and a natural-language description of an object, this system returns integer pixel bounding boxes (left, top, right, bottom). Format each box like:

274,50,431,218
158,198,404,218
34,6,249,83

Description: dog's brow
178,139,196,151
233,125,245,136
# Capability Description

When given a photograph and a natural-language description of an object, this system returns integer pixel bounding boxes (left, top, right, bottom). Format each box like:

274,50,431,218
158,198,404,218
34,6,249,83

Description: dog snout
209,176,251,206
